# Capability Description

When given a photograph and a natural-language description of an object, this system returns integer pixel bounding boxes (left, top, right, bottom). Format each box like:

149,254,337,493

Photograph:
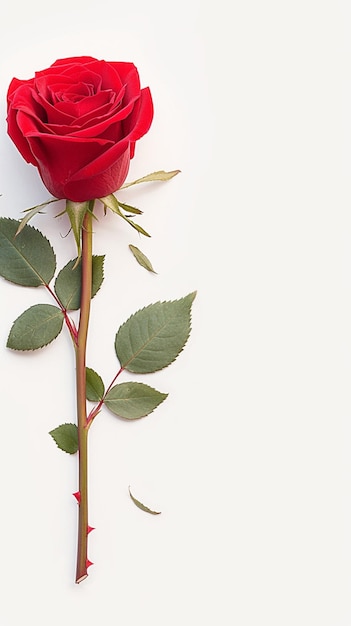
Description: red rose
7,56,153,202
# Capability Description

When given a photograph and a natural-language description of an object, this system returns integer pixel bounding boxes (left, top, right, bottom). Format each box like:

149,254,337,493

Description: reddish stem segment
87,366,123,424
75,210,93,583
45,283,78,345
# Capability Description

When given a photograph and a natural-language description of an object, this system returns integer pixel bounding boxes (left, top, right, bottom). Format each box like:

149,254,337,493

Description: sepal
99,194,151,237
121,169,180,189
65,200,90,263
16,198,59,235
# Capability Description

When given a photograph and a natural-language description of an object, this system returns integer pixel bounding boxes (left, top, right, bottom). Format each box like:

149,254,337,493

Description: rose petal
124,87,154,143
25,133,114,198
65,143,130,200
49,56,100,68
52,91,113,119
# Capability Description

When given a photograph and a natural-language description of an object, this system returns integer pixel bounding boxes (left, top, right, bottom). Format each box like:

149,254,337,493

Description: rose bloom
7,56,153,202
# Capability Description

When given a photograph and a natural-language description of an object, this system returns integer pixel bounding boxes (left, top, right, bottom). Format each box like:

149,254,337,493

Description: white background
0,1,350,624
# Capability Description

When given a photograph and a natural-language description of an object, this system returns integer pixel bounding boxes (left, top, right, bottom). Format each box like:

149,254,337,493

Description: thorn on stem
87,525,95,534
73,491,81,504
86,559,93,569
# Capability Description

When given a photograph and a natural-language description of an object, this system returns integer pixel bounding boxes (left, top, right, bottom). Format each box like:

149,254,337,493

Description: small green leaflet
7,304,64,351
104,382,168,419
129,245,156,273
121,169,180,189
128,486,161,515
0,218,56,287
86,367,105,401
49,423,78,454
54,255,105,310
115,292,196,373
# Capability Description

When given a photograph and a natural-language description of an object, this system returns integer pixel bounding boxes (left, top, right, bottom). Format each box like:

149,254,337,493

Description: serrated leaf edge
86,366,105,401
49,422,78,454
0,218,56,286
116,291,197,372
104,382,168,419
54,254,105,311
6,304,64,351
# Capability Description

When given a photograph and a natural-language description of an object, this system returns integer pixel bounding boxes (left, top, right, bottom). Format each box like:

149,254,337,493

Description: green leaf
7,304,64,351
65,200,89,261
115,292,196,373
129,245,157,273
54,255,105,310
99,194,151,237
104,382,168,419
128,486,161,515
86,367,105,401
49,423,78,454
0,218,56,287
121,169,181,189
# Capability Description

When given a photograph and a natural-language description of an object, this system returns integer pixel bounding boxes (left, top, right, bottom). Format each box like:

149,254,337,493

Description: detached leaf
7,304,64,350
49,423,78,454
115,292,196,373
54,255,105,310
104,382,167,419
0,218,56,286
129,486,161,515
121,170,181,189
99,193,120,213
129,245,156,273
86,367,105,401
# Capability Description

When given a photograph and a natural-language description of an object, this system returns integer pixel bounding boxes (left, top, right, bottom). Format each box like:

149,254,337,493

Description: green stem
75,209,93,584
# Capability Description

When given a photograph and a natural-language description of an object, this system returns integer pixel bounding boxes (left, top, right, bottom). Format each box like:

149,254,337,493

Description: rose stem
75,208,93,584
